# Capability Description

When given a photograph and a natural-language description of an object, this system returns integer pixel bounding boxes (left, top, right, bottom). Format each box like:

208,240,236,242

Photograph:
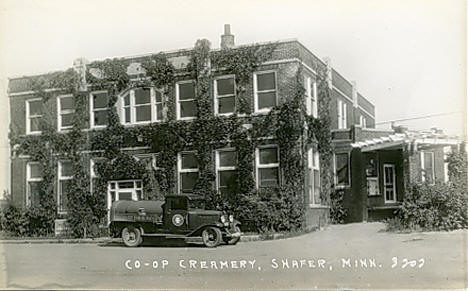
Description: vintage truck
109,195,241,247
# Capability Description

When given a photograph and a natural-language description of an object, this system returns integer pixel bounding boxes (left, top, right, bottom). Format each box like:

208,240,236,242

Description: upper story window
58,160,73,214
334,152,350,187
134,153,159,170
421,151,435,184
305,76,318,118
337,99,347,129
176,81,197,120
26,162,42,207
90,91,109,128
57,95,75,131
359,115,367,128
214,76,236,115
121,87,163,125
256,145,280,188
26,99,43,134
178,152,199,194
215,149,238,196
254,71,277,113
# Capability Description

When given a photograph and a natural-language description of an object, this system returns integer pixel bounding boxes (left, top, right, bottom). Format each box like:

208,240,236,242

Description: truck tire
201,227,222,248
122,226,143,247
223,225,241,245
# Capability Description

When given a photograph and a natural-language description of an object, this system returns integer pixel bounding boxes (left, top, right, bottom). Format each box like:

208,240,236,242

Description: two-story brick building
10,25,453,234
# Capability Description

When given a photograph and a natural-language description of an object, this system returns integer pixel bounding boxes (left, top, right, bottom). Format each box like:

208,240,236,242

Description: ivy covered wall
9,39,333,236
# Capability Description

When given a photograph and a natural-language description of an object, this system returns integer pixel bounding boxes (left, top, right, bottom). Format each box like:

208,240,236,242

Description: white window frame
120,87,164,125
107,180,143,217
360,115,367,128
58,160,73,214
214,75,236,116
26,162,42,207
215,148,237,194
176,80,197,120
57,94,75,131
89,90,108,129
383,164,397,203
255,145,280,189
304,76,318,118
254,71,278,113
308,148,321,206
334,152,351,187
26,98,43,135
420,151,435,184
337,100,348,129
177,151,199,194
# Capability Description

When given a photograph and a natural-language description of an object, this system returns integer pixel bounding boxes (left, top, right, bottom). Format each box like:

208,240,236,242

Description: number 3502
391,257,425,268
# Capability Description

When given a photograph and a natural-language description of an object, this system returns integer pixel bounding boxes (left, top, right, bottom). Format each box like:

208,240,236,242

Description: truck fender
188,223,224,237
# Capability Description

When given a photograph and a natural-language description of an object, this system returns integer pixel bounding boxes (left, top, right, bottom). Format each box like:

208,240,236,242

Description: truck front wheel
122,226,143,247
201,227,222,248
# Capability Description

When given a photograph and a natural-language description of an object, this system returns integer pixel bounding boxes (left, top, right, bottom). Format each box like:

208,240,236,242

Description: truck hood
188,209,222,216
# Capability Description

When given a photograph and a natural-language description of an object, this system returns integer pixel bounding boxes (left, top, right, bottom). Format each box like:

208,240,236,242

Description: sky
0,0,466,194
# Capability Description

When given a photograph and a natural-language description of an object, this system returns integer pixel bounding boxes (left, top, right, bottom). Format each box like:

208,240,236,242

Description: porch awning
351,131,459,152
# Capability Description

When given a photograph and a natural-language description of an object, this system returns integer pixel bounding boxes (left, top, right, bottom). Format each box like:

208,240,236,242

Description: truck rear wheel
202,227,222,248
122,226,143,247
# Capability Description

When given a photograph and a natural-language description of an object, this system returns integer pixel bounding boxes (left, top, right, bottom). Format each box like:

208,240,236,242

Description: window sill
335,185,351,190
26,131,42,135
308,204,330,209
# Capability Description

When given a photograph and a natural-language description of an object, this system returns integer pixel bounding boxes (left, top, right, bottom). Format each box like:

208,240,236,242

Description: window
90,91,109,128
26,99,43,134
57,95,75,131
307,148,321,205
214,76,236,115
383,164,397,203
421,151,435,184
58,161,73,214
216,149,238,196
360,115,367,128
134,153,159,170
120,87,164,124
334,153,350,186
90,158,105,194
178,152,199,194
26,162,42,207
337,100,347,129
176,81,197,119
107,180,142,210
254,71,277,113
256,146,280,188
304,76,318,118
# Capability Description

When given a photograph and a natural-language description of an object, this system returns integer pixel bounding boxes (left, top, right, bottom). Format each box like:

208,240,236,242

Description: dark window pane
181,172,198,193
259,168,279,187
94,110,108,126
258,92,277,109
259,148,278,164
179,82,195,100
181,153,198,169
155,90,162,102
180,100,197,118
123,94,130,106
219,170,237,188
219,151,236,167
29,100,42,115
156,104,163,120
29,182,41,207
217,78,235,95
59,180,71,211
118,181,135,189
61,162,73,177
61,114,74,127
336,154,349,185
118,192,133,200
218,97,235,114
134,88,151,104
170,198,188,210
257,72,276,91
136,105,151,122
60,96,75,110
29,164,42,179
124,108,131,123
93,92,108,109
30,117,41,132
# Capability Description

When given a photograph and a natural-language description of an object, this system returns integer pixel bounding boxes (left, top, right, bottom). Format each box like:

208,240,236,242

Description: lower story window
216,149,238,196
334,153,350,186
178,152,199,194
307,148,321,205
58,161,73,214
107,180,143,210
421,151,435,184
256,146,280,188
26,162,42,207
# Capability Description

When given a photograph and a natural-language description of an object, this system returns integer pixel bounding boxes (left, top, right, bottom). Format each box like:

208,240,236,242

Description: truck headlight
220,215,226,223
229,215,234,223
